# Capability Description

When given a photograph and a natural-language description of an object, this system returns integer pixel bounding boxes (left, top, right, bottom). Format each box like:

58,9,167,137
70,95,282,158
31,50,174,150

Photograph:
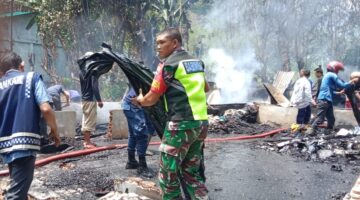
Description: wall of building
0,13,69,83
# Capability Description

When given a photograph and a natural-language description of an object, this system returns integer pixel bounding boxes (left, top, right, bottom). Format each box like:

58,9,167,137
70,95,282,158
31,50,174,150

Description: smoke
206,47,261,104
199,0,358,104
201,0,262,104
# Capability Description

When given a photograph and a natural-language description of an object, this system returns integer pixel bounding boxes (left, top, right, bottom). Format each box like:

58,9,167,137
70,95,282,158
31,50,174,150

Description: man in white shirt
290,69,314,125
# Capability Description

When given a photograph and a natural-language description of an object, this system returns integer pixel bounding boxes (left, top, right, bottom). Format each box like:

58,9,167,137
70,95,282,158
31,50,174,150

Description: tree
18,0,207,99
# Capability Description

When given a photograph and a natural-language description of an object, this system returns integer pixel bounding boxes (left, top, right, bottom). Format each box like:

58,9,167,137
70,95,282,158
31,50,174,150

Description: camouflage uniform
159,120,208,200
150,50,209,199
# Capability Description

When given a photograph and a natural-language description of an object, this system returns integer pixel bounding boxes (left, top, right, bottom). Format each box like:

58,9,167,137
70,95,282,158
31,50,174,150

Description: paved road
6,139,357,199
205,141,358,200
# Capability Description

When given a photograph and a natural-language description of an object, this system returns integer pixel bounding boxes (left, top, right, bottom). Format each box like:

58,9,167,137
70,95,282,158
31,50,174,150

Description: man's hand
131,89,144,107
98,101,104,108
351,77,359,84
311,99,317,106
49,128,61,147
131,89,161,107
64,91,70,106
334,91,345,95
40,102,61,147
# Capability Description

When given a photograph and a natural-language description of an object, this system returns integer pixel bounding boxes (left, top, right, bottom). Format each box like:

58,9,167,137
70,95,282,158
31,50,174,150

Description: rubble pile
255,127,360,168
208,104,274,135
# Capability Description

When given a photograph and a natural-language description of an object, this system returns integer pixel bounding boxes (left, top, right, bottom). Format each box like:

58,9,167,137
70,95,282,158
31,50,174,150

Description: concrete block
63,102,122,124
114,177,161,200
55,111,76,138
109,109,128,139
257,103,297,127
63,103,82,123
97,102,122,124
257,103,358,127
335,109,358,126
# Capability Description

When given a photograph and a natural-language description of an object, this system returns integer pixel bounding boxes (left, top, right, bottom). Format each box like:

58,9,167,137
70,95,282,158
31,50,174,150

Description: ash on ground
253,127,360,170
43,169,113,195
208,104,274,135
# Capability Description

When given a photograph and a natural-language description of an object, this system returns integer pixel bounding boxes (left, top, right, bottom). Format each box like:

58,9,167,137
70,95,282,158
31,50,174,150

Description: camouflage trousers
159,123,208,200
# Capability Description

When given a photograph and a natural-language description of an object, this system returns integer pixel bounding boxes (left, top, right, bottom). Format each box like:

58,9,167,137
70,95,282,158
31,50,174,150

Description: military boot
137,155,154,178
125,151,138,169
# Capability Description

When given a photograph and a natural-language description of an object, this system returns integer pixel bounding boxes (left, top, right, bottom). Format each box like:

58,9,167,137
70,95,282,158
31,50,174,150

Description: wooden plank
263,83,290,107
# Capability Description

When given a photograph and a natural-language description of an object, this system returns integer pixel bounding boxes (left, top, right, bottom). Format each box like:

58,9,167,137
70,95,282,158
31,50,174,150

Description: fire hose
0,127,287,177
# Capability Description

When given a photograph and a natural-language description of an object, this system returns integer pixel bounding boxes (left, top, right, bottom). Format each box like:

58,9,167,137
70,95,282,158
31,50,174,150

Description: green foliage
61,77,72,89
19,0,213,90
99,72,128,101
100,82,125,101
21,0,82,49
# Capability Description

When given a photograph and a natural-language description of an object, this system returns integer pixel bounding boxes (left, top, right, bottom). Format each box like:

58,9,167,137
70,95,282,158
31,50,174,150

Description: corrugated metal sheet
272,71,296,94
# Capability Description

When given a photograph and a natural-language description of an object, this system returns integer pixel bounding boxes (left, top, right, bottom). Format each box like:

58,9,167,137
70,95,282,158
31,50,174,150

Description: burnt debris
208,104,274,135
254,127,360,167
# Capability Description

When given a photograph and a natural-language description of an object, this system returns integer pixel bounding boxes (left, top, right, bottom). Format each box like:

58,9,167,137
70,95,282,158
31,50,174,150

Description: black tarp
78,43,166,138
345,84,360,125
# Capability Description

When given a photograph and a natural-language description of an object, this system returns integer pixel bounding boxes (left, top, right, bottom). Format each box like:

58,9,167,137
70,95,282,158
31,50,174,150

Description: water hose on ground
0,127,287,177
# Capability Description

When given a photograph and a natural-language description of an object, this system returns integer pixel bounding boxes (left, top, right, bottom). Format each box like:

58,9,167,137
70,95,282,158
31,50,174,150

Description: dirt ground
1,134,358,200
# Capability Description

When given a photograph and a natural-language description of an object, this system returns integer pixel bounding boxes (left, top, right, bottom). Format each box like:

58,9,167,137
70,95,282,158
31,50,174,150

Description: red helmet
326,61,344,74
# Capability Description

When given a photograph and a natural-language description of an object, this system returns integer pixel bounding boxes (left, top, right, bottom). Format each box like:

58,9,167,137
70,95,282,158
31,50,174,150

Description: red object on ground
0,128,287,177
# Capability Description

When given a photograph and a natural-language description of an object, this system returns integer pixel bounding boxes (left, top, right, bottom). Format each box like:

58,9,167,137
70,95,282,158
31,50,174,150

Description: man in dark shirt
312,66,323,100
47,84,70,111
79,73,103,148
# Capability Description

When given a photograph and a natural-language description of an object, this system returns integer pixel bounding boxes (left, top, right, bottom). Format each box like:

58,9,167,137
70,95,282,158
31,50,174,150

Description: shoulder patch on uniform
182,60,204,74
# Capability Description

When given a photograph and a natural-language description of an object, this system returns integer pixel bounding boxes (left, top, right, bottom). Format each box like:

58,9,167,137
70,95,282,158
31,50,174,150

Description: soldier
132,27,210,199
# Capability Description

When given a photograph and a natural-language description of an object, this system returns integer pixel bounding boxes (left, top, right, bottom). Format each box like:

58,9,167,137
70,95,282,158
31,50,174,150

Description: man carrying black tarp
132,27,210,200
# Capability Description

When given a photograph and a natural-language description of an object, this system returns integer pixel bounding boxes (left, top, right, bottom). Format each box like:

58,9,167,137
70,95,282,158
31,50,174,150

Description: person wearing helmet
309,61,356,134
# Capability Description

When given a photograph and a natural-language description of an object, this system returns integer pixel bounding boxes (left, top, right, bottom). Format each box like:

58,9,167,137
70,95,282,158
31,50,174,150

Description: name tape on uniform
182,61,204,74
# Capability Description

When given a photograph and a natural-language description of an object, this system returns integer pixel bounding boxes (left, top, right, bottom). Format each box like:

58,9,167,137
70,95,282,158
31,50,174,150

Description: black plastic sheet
345,84,360,126
78,43,166,138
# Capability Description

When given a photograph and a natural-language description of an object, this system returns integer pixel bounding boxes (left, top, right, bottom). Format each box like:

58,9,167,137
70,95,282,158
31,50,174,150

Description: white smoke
206,47,261,104
200,0,263,104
